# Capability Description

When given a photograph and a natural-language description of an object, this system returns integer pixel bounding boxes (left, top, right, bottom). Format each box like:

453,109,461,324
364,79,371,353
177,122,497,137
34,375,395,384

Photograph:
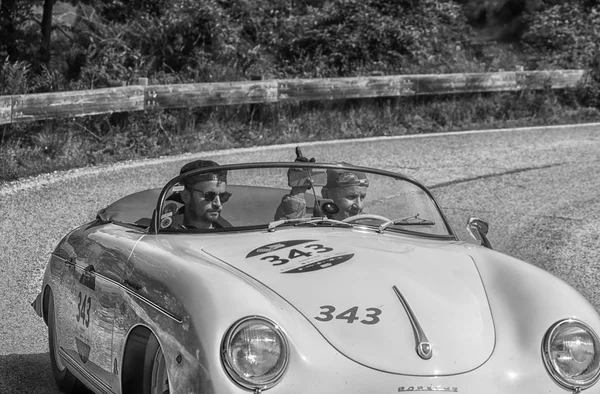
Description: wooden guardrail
0,69,586,125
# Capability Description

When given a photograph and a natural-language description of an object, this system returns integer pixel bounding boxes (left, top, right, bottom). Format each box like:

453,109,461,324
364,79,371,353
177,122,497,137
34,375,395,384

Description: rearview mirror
288,168,328,187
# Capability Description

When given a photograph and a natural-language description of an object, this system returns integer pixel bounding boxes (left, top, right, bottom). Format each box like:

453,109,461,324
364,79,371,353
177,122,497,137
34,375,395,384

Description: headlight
221,317,289,391
543,319,600,390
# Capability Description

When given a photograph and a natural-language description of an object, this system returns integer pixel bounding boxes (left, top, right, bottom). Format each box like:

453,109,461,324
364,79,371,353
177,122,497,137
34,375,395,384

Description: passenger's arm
274,187,309,220
273,147,315,220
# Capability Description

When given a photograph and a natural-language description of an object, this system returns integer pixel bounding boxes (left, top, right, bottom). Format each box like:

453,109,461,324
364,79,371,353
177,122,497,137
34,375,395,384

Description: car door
57,223,142,393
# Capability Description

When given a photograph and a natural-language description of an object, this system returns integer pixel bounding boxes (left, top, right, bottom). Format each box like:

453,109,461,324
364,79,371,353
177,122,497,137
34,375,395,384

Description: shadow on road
0,353,59,394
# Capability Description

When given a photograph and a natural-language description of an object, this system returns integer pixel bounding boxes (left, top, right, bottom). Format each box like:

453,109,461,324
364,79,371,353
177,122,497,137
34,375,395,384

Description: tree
0,0,18,58
0,0,36,64
40,0,56,64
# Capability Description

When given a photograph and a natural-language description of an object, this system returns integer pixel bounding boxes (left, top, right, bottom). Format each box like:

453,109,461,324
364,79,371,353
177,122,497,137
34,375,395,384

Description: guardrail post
0,95,11,125
249,75,263,125
370,71,392,117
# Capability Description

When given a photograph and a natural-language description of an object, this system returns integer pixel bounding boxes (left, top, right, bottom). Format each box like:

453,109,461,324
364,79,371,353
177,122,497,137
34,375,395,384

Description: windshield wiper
298,217,354,228
268,217,353,232
378,214,435,233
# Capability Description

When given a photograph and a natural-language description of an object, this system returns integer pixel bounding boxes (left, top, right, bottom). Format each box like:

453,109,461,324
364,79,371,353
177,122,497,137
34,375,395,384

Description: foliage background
1,0,599,182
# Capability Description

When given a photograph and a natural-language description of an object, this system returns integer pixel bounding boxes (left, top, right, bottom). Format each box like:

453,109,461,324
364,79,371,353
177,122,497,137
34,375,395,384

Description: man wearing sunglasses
178,159,232,229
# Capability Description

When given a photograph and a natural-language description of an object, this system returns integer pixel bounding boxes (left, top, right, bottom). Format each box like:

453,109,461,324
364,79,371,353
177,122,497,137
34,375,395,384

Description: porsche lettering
398,386,458,392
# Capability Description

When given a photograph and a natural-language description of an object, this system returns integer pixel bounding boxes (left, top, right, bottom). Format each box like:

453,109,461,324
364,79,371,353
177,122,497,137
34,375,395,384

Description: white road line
2,122,599,197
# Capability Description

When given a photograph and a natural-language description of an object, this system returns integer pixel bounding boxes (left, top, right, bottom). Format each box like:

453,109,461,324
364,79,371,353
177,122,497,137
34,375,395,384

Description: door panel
55,223,144,392
62,259,116,391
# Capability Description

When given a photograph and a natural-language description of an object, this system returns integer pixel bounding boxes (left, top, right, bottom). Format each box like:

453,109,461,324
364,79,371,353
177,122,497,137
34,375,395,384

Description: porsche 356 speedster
32,158,600,394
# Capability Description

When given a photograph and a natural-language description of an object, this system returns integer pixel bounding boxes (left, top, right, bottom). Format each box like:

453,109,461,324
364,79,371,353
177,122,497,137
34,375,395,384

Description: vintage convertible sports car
32,158,600,394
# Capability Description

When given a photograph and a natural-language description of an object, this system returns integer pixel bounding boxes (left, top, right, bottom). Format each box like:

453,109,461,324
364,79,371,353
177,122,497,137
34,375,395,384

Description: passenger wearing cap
275,162,369,221
322,166,369,220
176,159,231,229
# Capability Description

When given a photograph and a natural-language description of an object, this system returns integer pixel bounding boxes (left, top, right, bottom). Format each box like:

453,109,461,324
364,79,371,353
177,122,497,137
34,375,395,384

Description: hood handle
393,285,433,360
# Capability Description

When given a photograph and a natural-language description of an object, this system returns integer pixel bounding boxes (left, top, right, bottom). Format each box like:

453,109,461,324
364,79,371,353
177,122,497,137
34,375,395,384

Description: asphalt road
1,123,599,393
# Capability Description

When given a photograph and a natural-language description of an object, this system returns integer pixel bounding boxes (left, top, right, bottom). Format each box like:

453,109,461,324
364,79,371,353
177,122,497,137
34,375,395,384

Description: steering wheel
342,214,391,224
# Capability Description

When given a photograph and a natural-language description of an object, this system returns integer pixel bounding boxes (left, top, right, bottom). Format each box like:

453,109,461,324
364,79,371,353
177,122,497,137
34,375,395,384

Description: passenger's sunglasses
188,188,232,203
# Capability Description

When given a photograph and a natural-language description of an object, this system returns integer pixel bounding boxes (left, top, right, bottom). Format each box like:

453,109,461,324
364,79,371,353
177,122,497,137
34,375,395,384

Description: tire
47,290,88,393
143,334,170,394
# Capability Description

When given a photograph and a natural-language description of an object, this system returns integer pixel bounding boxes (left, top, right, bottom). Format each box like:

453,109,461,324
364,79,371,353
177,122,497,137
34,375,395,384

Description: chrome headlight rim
542,318,600,390
221,316,289,391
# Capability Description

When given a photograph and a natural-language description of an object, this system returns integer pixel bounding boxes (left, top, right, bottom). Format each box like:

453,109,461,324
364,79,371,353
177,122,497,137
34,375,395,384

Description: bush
273,0,480,77
522,3,600,70
0,59,32,95
1,0,600,182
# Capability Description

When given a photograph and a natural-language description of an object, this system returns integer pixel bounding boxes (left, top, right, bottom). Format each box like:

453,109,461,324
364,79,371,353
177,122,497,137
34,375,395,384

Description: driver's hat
180,159,227,185
326,164,369,188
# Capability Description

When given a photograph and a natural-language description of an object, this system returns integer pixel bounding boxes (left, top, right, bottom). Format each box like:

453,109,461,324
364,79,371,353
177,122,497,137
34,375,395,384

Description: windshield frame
149,161,458,240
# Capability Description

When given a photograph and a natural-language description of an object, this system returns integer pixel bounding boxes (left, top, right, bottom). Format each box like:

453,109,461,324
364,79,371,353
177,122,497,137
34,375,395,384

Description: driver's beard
187,200,220,226
202,210,221,223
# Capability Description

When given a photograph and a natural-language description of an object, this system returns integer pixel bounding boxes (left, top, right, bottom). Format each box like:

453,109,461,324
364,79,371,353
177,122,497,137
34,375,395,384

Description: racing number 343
260,244,333,266
76,291,91,328
315,305,382,325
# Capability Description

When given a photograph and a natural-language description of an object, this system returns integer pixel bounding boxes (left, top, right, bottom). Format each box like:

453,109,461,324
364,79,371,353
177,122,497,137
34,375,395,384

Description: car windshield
150,163,453,238
97,163,453,238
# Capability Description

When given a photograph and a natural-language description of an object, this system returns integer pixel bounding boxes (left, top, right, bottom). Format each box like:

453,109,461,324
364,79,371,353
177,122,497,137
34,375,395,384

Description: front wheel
143,334,170,394
47,291,88,393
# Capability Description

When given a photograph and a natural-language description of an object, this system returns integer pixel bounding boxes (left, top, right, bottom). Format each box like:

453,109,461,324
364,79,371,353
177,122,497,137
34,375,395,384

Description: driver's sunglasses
188,188,232,203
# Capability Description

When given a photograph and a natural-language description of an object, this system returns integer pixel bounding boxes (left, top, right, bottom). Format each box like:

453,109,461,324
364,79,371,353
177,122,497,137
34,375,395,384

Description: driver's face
327,185,367,220
184,180,227,226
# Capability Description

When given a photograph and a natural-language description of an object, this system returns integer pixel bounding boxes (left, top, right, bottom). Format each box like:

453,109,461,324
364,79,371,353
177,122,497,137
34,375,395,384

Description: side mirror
467,217,493,249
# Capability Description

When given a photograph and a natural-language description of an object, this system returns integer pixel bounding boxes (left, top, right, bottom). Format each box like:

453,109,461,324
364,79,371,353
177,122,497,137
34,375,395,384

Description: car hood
201,229,494,376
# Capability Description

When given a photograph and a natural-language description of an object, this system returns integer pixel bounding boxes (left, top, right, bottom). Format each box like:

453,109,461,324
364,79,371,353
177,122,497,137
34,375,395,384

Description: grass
1,88,600,184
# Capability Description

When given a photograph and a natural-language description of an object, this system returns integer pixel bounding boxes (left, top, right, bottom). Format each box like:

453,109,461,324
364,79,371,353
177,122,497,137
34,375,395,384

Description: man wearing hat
321,165,369,220
275,161,369,221
176,159,231,229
